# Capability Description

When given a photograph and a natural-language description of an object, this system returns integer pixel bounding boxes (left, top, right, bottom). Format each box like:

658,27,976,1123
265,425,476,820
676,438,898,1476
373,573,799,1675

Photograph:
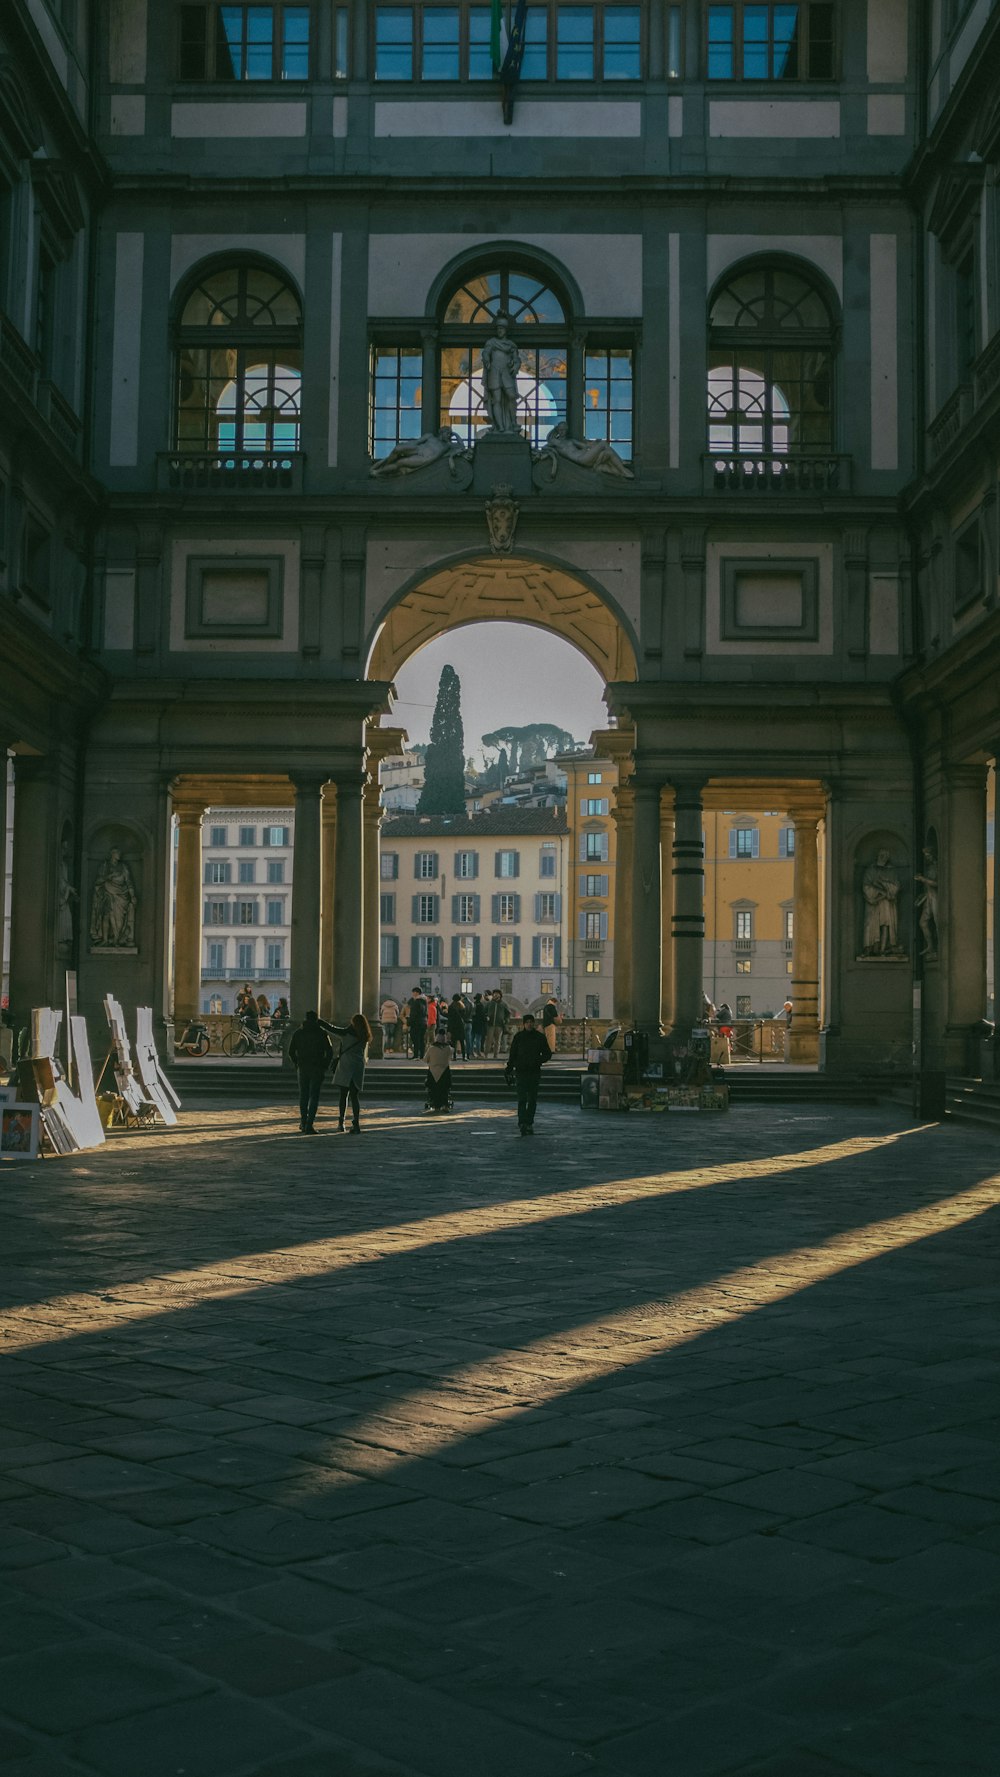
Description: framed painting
0,1103,41,1160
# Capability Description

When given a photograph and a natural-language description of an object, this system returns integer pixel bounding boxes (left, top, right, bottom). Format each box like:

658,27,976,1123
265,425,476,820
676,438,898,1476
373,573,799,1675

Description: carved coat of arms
485,484,519,554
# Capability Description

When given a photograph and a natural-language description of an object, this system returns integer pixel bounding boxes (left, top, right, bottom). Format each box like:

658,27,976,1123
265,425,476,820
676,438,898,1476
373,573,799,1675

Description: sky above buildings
384,622,608,765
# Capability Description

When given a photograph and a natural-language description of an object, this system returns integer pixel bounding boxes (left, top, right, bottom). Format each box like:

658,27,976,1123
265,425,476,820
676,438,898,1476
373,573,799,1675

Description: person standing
447,992,467,1059
380,995,400,1054
329,1013,371,1133
408,988,428,1059
496,991,511,1055
425,1029,454,1112
541,997,560,1055
483,989,502,1059
462,992,474,1060
506,1011,552,1136
471,992,488,1057
287,1010,334,1135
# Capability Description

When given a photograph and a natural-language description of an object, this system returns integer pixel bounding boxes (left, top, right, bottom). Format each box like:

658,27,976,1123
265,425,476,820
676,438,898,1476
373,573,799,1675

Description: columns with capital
659,792,676,1033
630,777,662,1032
611,783,634,1022
331,773,364,1022
319,787,337,1022
670,778,705,1036
290,775,326,1018
172,801,205,1024
786,812,822,1064
361,777,382,1024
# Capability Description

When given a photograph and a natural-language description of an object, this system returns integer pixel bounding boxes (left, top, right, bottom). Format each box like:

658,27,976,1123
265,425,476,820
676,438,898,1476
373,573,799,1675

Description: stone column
659,792,676,1032
786,811,822,1064
172,802,205,1024
670,778,705,1036
289,774,325,1018
631,776,662,1032
361,777,382,1024
8,755,59,1020
0,746,11,1002
319,786,337,1021
331,772,364,1021
942,764,989,1034
611,782,634,1022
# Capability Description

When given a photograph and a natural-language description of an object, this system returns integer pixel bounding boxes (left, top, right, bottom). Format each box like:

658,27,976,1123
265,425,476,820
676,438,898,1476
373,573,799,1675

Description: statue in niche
370,427,470,478
480,314,522,434
535,422,635,481
915,848,939,958
55,838,78,960
861,849,903,956
89,848,137,950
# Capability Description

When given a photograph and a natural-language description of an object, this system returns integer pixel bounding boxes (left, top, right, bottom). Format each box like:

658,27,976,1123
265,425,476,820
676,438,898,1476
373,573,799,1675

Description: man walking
506,1011,551,1135
287,1010,334,1134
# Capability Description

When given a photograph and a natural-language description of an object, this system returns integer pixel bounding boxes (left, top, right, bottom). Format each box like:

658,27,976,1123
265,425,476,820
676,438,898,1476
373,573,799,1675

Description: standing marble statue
55,838,78,959
90,848,137,949
861,849,901,955
915,848,939,957
480,315,522,433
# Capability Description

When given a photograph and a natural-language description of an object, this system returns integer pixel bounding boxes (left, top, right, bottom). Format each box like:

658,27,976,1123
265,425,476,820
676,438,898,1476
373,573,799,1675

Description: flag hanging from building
492,0,528,124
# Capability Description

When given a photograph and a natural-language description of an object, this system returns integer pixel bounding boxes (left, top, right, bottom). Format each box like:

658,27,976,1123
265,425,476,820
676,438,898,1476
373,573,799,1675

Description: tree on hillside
481,722,575,778
417,665,466,815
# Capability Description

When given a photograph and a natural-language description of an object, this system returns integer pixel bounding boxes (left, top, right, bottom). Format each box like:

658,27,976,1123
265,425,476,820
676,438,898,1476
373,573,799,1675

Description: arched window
174,263,302,455
439,265,569,448
707,263,835,457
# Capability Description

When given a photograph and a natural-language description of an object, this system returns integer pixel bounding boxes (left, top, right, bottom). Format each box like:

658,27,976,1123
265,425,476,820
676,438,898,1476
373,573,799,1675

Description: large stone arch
365,552,639,686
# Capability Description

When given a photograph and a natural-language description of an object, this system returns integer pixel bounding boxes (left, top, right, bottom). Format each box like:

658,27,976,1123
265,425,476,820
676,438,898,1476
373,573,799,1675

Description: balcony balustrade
704,453,850,495
158,452,304,492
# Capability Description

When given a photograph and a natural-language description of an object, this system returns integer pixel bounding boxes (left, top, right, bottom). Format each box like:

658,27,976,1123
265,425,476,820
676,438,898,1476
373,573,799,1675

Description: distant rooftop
383,806,568,837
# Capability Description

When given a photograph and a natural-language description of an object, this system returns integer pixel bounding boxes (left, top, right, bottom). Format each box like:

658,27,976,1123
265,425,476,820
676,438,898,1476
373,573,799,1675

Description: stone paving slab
1,1098,999,1774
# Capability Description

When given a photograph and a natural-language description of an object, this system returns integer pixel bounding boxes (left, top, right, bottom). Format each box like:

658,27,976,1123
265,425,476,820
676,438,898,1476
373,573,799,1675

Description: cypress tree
417,665,466,816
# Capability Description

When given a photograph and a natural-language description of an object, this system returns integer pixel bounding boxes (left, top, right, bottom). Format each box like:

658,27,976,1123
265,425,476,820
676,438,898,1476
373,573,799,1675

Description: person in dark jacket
287,1010,334,1134
505,1011,552,1135
408,988,428,1059
471,992,488,1056
446,993,467,1059
328,1013,371,1132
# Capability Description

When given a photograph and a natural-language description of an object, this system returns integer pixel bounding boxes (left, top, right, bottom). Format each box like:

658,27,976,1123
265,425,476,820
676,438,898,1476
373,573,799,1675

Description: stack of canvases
27,1007,106,1155
104,996,179,1129
597,1049,626,1112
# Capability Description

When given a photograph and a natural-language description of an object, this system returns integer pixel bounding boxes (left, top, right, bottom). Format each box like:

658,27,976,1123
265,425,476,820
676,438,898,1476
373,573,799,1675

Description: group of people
235,985,290,1032
287,993,561,1137
379,989,560,1062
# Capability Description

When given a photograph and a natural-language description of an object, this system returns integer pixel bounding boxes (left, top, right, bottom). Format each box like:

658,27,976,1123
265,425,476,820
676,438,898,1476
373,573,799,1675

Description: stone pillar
631,776,662,1032
331,772,364,1022
172,802,205,1024
670,778,705,1036
289,774,325,1018
786,811,822,1064
319,786,337,1021
659,792,675,1031
361,777,382,1024
941,763,989,1037
0,746,11,1002
612,782,634,1022
8,755,59,1020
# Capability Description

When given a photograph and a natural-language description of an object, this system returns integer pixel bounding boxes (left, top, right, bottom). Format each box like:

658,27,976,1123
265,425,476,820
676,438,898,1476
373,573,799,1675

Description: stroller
425,1036,455,1113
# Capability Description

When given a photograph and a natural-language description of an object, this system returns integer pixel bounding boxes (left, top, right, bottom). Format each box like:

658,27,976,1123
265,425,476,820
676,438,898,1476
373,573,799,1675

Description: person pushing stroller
425,1029,455,1113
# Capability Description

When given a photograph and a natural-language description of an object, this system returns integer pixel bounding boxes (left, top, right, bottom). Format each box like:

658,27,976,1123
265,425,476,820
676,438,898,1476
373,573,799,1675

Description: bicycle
221,1020,284,1058
176,1020,211,1057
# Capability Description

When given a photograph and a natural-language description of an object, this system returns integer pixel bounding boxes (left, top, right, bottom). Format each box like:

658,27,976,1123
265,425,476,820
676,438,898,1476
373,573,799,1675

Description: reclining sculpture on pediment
369,427,474,491
532,422,635,491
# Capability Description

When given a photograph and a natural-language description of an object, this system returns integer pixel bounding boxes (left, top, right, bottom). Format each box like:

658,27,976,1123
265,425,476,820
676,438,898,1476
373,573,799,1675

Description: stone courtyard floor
0,1097,998,1777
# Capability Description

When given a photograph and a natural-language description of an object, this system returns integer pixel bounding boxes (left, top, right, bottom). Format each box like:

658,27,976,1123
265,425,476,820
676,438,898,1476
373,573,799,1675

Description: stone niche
85,821,145,956
854,830,910,962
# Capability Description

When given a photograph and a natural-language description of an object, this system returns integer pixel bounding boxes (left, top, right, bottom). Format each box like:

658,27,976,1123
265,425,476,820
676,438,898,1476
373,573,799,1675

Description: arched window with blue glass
438,264,570,450
707,261,836,460
174,261,302,457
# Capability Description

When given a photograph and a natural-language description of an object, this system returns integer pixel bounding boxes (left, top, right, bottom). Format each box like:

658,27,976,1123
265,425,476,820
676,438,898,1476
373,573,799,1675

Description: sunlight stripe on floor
0,1126,939,1352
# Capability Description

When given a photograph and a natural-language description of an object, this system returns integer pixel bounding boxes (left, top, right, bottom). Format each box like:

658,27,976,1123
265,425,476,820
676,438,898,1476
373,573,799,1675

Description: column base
785,1029,820,1065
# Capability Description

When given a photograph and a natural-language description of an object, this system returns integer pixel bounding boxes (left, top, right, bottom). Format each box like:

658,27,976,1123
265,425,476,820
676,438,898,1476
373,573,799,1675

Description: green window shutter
472,894,480,922
512,936,521,967
472,936,481,966
410,937,420,967
411,895,420,921
729,831,737,858
451,936,459,967
452,894,460,922
491,893,500,923
491,935,500,968
512,893,521,922
532,936,540,967
554,938,562,966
